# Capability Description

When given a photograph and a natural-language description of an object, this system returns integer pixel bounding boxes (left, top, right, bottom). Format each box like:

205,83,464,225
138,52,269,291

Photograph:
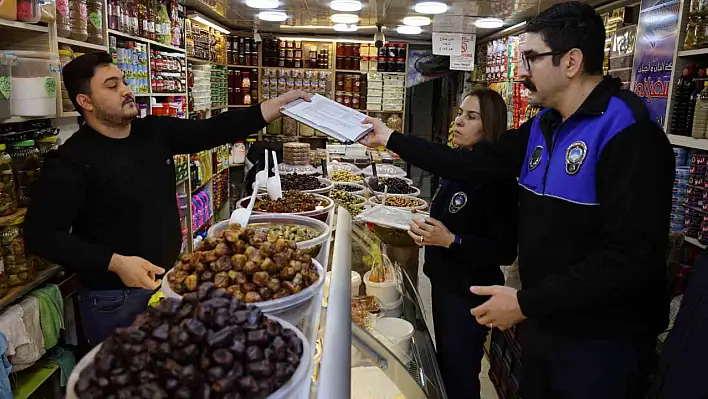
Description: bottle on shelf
691,82,708,139
69,0,89,42
671,64,697,137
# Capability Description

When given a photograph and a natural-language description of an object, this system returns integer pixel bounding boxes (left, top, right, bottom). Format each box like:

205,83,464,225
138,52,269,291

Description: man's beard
94,103,137,125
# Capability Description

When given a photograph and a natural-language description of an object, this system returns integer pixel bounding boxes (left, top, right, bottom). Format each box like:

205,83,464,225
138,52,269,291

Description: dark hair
525,2,605,75
62,52,113,115
464,87,508,142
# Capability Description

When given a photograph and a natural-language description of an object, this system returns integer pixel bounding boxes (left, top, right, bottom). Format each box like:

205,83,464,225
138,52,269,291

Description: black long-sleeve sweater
24,105,267,290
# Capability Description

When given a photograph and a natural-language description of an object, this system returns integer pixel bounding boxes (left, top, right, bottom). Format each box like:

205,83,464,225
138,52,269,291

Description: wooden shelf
228,105,252,108
0,115,53,123
150,93,187,97
685,236,707,249
0,264,62,314
0,19,48,33
262,66,331,72
108,29,186,53
667,134,708,150
57,37,108,51
678,48,708,57
187,57,226,66
228,64,260,68
12,358,60,399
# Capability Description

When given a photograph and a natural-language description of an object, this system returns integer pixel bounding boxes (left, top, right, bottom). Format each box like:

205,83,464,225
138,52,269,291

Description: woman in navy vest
407,87,518,399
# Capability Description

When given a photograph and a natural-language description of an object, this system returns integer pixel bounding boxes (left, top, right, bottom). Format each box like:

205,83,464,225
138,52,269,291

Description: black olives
76,288,303,398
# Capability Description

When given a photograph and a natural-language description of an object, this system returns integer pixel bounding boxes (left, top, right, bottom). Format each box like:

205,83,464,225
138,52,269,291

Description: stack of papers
281,94,373,143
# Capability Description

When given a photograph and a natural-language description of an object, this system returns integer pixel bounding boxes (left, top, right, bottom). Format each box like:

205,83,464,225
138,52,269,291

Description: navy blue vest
519,97,637,206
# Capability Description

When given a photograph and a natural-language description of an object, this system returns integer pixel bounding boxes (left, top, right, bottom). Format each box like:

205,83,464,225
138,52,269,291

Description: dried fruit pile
75,288,303,399
168,224,320,303
253,191,325,213
280,174,324,191
379,177,415,194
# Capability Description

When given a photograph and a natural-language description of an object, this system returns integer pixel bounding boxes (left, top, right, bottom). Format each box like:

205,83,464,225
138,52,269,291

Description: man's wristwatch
451,235,462,247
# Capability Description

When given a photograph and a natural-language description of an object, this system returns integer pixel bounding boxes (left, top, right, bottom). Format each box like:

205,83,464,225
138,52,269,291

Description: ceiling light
397,25,422,34
331,13,359,24
333,23,358,32
279,36,375,43
258,11,288,22
402,16,431,26
413,2,448,14
246,0,278,9
330,0,362,12
475,17,504,28
191,15,230,34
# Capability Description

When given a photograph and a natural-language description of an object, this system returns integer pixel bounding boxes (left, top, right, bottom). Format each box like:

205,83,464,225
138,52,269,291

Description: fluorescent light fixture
191,15,230,34
331,13,359,24
280,24,376,30
278,36,375,44
414,2,448,14
330,0,362,12
258,11,288,22
403,16,431,26
246,0,278,9
397,25,422,34
333,23,358,32
475,17,503,28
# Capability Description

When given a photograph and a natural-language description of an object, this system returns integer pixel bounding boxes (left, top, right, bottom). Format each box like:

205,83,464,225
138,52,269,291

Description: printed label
79,2,87,19
56,0,69,17
45,77,57,97
17,2,36,20
0,76,10,100
89,11,102,30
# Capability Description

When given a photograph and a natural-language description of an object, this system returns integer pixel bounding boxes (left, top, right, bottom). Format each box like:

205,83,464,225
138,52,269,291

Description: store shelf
57,37,108,51
0,115,52,123
0,19,48,33
228,105,252,108
12,358,60,399
262,66,330,72
678,48,708,57
211,105,228,110
230,163,245,167
187,57,226,66
0,264,62,314
336,70,407,75
151,93,187,97
108,29,185,53
667,134,708,150
61,111,81,118
228,64,260,68
176,177,188,186
192,175,214,193
685,236,707,249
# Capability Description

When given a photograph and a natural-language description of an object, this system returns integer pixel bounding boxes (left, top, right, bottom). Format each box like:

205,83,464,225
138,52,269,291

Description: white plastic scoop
266,150,283,200
254,150,269,191
229,182,259,227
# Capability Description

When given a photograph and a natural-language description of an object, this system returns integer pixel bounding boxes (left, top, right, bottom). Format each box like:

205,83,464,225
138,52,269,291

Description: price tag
45,77,57,97
0,77,10,100
432,33,462,56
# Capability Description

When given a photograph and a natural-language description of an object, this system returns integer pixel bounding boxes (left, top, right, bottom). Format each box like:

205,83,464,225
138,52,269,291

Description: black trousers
518,321,655,399
432,283,490,399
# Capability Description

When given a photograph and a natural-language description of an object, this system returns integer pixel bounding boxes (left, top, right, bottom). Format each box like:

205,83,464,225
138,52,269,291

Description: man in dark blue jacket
361,2,674,398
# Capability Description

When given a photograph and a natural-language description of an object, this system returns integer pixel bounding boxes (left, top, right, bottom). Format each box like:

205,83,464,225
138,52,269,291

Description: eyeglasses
521,50,569,72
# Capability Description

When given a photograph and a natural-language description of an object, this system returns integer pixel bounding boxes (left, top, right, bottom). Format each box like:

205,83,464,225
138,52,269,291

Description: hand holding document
280,94,373,143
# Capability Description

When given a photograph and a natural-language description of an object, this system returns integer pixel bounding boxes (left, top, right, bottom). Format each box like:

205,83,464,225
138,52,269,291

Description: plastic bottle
691,84,708,139
56,0,71,38
69,0,88,42
87,0,104,45
671,65,696,136
16,0,40,23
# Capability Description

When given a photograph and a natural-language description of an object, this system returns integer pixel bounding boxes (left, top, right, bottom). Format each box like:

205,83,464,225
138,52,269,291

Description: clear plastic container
58,50,74,112
362,163,406,178
237,193,335,222
69,0,88,42
16,0,40,23
0,52,15,121
278,163,319,175
56,0,71,38
86,0,103,45
1,220,34,287
9,140,40,207
66,314,312,399
10,51,59,117
36,136,58,168
316,161,362,175
0,0,17,21
39,0,55,23
0,145,18,217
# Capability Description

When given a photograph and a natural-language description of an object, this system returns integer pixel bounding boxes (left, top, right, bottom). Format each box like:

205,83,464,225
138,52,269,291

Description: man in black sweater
362,3,674,398
24,52,308,345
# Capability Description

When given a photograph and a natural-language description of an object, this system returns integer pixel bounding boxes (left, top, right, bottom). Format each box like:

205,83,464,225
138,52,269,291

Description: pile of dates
280,174,324,191
379,178,415,194
76,286,303,399
169,224,320,303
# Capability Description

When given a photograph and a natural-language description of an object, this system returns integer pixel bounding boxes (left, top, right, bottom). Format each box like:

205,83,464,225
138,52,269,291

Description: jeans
77,288,154,346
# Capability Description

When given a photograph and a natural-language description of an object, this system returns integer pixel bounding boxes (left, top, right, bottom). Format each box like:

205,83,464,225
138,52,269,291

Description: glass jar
1,221,34,287
377,56,386,72
335,91,344,104
695,18,706,49
343,92,352,108
56,0,71,38
344,74,353,92
0,145,18,218
360,56,369,72
386,114,403,131
396,57,405,72
336,73,345,91
352,74,361,92
369,57,378,71
9,140,40,208
36,136,58,169
69,0,88,42
352,93,360,109
87,0,104,45
16,0,40,23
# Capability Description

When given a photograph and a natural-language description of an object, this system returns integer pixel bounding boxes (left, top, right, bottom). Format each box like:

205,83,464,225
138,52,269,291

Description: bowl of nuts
263,174,334,195
163,224,326,327
68,292,312,399
367,195,428,211
237,191,335,222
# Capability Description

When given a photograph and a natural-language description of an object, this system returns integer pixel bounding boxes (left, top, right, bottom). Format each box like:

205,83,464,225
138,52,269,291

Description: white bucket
373,317,414,364
66,314,311,399
379,295,403,318
163,259,325,328
363,270,400,306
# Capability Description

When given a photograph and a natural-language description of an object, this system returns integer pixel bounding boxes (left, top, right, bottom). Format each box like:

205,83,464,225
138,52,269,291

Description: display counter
313,209,446,399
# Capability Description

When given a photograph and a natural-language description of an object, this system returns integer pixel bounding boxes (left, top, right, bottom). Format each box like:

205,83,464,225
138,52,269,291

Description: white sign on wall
450,34,476,71
432,32,462,56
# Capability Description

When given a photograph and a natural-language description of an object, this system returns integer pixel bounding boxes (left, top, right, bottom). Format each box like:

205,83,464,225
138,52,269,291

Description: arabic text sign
630,0,680,128
432,32,462,56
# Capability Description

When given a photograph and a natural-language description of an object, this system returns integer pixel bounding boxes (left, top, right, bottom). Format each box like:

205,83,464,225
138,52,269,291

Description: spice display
1,221,34,287
374,196,423,208
75,291,303,398
331,170,363,182
253,191,325,213
169,223,320,302
0,146,18,217
379,177,415,194
329,190,365,217
9,140,40,207
281,174,324,191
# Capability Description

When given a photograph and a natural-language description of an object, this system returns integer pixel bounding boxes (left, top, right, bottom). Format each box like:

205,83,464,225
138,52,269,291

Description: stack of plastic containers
9,51,60,117
191,188,211,232
685,151,705,239
189,63,211,112
672,148,689,234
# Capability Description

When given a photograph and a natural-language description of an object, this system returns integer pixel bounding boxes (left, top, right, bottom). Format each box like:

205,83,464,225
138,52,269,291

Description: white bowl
363,270,400,306
374,317,414,364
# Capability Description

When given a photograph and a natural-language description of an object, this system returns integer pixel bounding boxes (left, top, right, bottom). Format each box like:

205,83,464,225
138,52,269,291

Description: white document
432,32,462,56
450,34,476,71
280,94,373,143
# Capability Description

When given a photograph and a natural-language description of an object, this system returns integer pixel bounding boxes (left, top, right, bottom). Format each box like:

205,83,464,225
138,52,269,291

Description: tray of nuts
237,191,335,222
68,292,311,399
367,195,428,211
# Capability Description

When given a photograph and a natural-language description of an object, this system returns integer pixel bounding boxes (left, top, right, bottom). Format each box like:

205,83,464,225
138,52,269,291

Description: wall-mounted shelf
108,29,185,53
667,134,708,150
678,48,708,57
685,236,707,249
57,37,108,52
0,19,49,33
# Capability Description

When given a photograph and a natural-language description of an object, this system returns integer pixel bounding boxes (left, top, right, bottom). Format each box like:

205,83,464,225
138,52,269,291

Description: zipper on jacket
541,127,561,194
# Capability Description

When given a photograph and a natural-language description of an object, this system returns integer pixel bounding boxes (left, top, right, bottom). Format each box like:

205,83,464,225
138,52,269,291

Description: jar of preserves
377,56,386,72
360,56,369,72
336,73,345,91
352,74,361,92
0,146,17,218
1,220,34,287
9,140,40,208
56,0,71,38
369,57,378,71
397,57,405,72
343,92,352,107
335,91,344,104
344,74,353,91
69,0,88,42
352,93,360,109
87,0,104,45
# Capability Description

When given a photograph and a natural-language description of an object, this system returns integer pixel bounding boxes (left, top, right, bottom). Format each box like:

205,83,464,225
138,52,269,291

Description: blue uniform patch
449,191,467,213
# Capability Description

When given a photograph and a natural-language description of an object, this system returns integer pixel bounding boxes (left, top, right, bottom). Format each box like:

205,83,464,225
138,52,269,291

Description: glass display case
312,209,447,399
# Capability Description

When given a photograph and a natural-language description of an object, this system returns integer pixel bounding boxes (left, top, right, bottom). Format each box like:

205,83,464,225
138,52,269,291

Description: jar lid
13,140,35,147
58,49,73,57
0,144,6,151
37,136,57,143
